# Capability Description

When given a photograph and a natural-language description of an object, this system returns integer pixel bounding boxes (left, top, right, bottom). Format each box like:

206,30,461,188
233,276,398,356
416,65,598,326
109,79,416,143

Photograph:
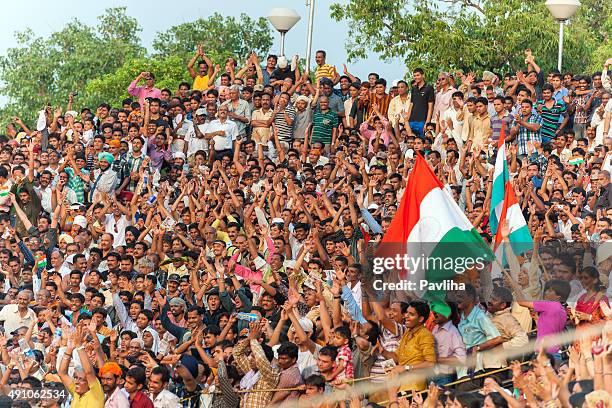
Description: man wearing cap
431,301,466,386
166,273,181,299
184,108,209,158
90,152,118,203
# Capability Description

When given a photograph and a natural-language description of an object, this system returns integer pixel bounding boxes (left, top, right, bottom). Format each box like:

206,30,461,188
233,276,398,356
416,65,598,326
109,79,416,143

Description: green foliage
589,11,612,72
152,13,273,63
84,56,191,108
0,9,274,128
330,0,605,79
0,7,144,124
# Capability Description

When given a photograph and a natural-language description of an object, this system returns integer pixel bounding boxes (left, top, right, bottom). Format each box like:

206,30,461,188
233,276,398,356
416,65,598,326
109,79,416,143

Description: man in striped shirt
272,92,296,147
535,83,568,143
490,95,513,143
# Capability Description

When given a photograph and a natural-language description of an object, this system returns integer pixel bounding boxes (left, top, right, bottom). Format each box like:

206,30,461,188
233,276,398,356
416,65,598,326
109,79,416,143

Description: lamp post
267,8,301,57
305,0,316,73
545,0,581,72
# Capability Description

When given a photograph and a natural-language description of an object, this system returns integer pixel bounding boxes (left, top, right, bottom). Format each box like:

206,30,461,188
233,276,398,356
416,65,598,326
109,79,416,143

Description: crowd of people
0,42,609,408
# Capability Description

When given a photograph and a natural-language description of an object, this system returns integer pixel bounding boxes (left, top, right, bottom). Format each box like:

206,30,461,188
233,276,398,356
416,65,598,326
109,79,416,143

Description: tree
0,7,144,124
152,13,273,63
330,0,600,78
84,56,189,108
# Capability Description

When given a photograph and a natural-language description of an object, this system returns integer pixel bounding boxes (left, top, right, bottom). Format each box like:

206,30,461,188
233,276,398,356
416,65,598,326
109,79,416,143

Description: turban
98,152,115,165
179,354,199,379
99,362,122,377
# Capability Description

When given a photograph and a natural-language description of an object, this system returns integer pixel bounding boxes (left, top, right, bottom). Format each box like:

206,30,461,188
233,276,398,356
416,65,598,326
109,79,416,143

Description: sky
0,0,406,94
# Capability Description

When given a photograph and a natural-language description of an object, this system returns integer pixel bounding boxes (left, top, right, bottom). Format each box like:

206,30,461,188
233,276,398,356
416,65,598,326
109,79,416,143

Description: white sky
0,0,406,99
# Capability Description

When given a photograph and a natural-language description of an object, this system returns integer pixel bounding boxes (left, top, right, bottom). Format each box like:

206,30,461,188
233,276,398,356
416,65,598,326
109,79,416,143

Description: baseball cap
167,274,180,282
195,108,206,116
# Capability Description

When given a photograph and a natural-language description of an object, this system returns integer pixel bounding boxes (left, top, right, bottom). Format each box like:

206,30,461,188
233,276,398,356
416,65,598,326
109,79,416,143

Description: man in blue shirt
455,283,503,390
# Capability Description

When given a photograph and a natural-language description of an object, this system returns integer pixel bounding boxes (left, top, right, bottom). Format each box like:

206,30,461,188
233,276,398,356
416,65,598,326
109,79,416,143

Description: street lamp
267,8,301,57
305,0,316,73
545,0,581,72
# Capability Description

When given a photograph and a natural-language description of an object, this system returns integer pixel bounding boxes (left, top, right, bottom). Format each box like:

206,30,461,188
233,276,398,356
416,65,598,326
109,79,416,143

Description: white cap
283,260,296,270
271,217,284,225
277,56,288,69
195,108,206,116
404,149,414,159
298,317,314,333
73,215,87,229
173,152,186,161
65,110,78,119
367,203,379,211
597,242,612,264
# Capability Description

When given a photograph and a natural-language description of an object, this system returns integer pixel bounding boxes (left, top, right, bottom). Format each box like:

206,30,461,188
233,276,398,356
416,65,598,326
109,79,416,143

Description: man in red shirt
124,366,154,408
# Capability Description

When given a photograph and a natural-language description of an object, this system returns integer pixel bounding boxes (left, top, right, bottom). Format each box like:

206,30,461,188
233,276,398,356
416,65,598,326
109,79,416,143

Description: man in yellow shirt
188,44,214,91
314,50,339,86
58,328,105,408
394,301,436,391
469,97,492,153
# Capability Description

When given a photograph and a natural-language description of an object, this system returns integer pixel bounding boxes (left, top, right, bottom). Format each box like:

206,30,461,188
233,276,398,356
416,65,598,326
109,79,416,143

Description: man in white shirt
0,290,37,339
388,80,411,128
103,198,132,248
205,104,239,161
34,170,54,214
442,91,466,146
148,365,181,408
90,153,118,203
184,108,209,158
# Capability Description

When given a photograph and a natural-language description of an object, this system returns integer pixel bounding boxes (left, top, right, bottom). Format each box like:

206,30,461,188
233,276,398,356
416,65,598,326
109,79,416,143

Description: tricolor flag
379,153,493,300
490,125,533,263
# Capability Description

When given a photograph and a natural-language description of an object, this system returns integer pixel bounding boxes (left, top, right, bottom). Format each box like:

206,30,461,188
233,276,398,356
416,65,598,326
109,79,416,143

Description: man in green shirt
311,95,339,147
535,83,568,143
